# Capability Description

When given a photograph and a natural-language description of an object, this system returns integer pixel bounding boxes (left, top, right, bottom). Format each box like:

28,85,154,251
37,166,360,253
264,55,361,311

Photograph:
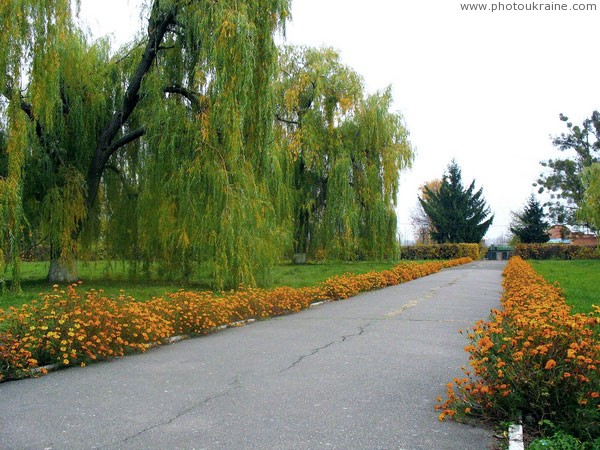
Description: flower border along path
438,256,600,443
0,257,472,382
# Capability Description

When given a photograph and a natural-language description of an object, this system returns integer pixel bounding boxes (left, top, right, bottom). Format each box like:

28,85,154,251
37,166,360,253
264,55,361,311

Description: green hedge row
515,244,599,260
400,243,480,260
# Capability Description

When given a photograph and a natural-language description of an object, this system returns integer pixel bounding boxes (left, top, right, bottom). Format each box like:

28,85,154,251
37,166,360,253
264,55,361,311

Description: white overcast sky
80,0,600,243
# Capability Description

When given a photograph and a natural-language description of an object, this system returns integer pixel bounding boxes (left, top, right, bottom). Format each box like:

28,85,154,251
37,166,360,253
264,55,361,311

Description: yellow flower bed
0,257,471,382
438,256,599,441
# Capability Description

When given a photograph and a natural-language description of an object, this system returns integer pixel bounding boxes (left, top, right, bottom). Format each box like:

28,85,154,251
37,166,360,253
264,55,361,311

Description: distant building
570,232,598,246
546,225,597,246
486,245,514,260
547,225,571,243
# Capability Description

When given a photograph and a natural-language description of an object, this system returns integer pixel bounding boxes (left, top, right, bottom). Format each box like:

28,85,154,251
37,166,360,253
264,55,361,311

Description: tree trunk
47,247,78,284
292,253,306,264
46,5,175,284
47,259,78,284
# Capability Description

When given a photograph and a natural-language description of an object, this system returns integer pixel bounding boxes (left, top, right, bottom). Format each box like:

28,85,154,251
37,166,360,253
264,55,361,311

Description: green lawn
1,260,401,311
529,260,600,314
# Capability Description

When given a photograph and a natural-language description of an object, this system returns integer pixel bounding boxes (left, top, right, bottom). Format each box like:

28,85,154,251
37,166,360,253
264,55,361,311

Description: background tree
0,0,290,288
419,161,493,243
578,163,600,239
536,111,600,226
510,195,550,243
274,46,413,261
410,179,441,244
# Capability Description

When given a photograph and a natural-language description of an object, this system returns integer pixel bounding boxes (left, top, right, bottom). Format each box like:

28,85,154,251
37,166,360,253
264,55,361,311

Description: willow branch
276,114,299,126
163,85,204,112
106,127,146,157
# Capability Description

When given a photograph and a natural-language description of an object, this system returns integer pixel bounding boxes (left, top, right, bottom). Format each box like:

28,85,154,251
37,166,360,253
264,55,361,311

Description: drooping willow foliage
0,0,290,288
0,2,413,290
275,47,413,260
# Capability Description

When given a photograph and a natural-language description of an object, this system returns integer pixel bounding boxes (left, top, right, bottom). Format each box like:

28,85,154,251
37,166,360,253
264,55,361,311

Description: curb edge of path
509,422,525,450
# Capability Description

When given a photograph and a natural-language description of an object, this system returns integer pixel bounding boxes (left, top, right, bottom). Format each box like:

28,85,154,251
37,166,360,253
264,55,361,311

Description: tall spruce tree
419,161,493,243
510,195,550,243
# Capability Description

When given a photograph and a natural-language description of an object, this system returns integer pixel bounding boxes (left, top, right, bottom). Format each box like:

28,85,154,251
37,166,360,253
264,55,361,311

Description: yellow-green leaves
275,46,413,261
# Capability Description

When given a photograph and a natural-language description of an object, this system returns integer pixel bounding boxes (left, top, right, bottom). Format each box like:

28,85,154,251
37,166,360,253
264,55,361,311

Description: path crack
102,376,242,448
280,341,336,373
341,324,370,342
281,323,371,373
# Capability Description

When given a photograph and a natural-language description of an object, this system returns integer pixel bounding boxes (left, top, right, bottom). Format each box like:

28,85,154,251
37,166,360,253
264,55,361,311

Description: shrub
0,258,472,381
438,256,600,441
400,244,480,260
515,244,599,260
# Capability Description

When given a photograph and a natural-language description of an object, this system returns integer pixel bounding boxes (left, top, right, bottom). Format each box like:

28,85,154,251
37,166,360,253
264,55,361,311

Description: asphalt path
0,260,506,449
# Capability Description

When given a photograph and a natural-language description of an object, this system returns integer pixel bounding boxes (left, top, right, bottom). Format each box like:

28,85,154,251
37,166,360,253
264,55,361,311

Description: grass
529,260,600,314
0,260,401,311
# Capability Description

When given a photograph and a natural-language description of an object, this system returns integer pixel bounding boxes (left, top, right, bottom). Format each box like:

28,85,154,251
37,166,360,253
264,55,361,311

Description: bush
529,427,600,450
438,256,600,441
0,258,472,381
400,243,480,260
515,244,599,260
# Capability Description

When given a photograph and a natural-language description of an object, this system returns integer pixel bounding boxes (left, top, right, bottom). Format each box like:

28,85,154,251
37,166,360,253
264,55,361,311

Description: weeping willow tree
0,0,290,288
275,46,413,261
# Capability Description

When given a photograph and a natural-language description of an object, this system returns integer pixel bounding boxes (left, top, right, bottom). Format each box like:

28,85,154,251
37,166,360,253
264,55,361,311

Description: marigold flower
544,359,557,370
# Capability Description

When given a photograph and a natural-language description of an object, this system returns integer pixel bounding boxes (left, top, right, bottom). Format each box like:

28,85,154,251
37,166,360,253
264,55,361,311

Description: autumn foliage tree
410,179,441,244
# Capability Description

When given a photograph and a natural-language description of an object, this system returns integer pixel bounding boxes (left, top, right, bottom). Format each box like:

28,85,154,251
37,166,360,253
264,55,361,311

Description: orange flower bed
438,256,599,440
0,257,471,382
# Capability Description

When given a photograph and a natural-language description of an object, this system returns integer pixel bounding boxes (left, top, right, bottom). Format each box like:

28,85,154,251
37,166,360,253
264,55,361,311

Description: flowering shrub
0,333,42,381
0,258,472,381
438,256,600,441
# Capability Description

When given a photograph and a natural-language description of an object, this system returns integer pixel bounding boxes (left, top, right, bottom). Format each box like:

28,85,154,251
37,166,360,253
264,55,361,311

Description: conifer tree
510,195,550,243
419,161,493,243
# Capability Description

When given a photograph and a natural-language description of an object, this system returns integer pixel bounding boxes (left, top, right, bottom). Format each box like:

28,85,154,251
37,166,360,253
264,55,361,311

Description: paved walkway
0,260,506,449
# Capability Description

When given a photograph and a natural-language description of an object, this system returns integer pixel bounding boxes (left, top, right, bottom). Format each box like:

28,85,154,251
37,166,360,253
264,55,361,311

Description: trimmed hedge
515,244,599,260
400,243,480,261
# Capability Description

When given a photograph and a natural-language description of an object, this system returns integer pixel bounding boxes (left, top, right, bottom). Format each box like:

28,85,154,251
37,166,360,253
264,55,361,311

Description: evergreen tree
510,195,550,243
419,161,493,243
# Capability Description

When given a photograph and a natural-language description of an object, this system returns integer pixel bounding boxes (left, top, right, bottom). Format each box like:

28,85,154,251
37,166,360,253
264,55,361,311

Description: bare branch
87,5,177,210
163,85,204,111
105,164,139,198
106,127,146,157
276,114,299,126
